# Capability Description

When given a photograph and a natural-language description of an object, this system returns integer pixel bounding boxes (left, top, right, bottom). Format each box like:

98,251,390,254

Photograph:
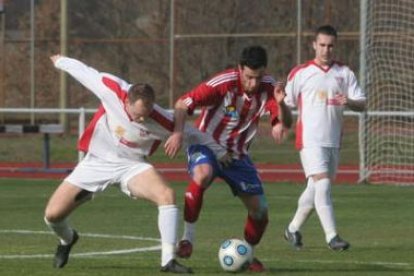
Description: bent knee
192,165,213,187
44,207,65,223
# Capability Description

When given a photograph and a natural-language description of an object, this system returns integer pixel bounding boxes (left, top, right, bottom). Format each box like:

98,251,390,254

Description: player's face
239,65,266,95
126,98,153,123
313,33,336,66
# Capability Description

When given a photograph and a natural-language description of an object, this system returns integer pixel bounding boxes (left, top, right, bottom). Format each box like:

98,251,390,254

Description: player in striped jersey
43,55,226,273
283,25,366,251
165,46,292,272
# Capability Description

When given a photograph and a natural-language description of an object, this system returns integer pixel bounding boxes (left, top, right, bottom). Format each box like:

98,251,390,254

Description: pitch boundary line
263,257,412,269
0,229,161,259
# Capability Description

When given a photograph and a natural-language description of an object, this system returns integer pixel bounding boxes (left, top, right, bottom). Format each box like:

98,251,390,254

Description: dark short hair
239,45,268,69
127,83,155,104
315,25,338,39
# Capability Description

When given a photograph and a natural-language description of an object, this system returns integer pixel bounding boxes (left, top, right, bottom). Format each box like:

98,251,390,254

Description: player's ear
312,41,317,51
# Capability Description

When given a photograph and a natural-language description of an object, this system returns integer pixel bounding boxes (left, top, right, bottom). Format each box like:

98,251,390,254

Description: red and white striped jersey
179,68,280,157
284,60,366,150
54,56,225,162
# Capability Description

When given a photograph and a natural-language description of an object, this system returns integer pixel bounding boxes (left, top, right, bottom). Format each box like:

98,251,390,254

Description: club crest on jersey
223,105,239,119
335,77,344,87
139,128,150,137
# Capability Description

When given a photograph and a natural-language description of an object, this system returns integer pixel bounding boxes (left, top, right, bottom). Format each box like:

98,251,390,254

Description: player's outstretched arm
50,54,62,64
164,99,188,158
50,55,109,100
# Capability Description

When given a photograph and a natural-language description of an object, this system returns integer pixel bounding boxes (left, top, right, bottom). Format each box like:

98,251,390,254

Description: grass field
0,179,413,275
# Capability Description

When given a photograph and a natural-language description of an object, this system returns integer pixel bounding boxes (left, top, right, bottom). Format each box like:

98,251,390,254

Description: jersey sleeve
54,56,110,101
179,82,225,115
345,69,366,101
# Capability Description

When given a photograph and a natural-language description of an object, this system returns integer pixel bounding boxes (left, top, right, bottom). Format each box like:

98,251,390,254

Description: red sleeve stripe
102,76,128,100
149,108,174,132
287,61,312,81
206,71,238,87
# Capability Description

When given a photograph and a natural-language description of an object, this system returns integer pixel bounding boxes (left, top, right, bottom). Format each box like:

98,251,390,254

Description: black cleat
284,227,303,250
53,230,79,268
160,259,193,274
328,235,350,251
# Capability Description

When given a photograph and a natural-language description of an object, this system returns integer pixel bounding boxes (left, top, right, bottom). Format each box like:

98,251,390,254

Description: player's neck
313,58,333,70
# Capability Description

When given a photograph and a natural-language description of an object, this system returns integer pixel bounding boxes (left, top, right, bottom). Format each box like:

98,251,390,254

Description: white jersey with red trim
284,60,366,150
179,68,280,157
54,57,226,161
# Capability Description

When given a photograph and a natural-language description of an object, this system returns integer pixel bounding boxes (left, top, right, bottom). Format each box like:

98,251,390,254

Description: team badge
224,105,239,119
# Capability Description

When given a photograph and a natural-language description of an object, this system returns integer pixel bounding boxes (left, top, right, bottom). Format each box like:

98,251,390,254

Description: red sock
244,215,268,246
184,180,205,223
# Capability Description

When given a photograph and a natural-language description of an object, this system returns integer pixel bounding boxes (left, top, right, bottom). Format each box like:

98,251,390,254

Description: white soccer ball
218,238,253,272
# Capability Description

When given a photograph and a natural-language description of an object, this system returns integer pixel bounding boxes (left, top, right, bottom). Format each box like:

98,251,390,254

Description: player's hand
50,54,62,64
218,152,233,167
273,81,286,103
271,123,288,144
334,93,348,106
164,132,183,158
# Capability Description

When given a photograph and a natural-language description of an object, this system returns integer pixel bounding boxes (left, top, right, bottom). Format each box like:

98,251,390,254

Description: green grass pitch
0,179,413,275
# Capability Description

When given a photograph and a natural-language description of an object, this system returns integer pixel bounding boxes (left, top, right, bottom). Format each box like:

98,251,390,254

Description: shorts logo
240,181,259,191
190,151,205,163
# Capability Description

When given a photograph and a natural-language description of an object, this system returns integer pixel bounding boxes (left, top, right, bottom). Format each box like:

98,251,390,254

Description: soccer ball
218,238,253,272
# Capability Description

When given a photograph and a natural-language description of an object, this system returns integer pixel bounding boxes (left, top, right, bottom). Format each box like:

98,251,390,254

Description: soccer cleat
284,228,303,250
53,230,79,268
248,257,265,272
328,235,350,251
176,240,193,259
160,259,193,274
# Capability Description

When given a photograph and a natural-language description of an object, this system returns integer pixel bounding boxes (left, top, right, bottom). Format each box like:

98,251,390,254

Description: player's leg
177,145,216,258
44,181,92,268
308,147,349,250
284,177,315,249
124,166,192,273
45,152,132,269
223,156,267,272
239,194,268,272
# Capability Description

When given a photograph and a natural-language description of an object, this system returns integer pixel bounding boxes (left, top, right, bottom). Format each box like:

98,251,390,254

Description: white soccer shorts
300,147,340,179
65,152,153,197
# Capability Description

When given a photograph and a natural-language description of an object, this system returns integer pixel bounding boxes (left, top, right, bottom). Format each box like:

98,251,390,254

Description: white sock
181,222,195,243
158,204,178,266
288,178,315,233
314,178,337,242
44,217,74,245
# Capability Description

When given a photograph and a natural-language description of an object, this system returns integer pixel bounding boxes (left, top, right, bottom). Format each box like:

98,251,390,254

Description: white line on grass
0,229,161,259
263,258,412,269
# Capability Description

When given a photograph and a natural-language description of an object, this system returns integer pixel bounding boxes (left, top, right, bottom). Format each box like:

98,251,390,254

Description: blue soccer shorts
186,144,264,196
